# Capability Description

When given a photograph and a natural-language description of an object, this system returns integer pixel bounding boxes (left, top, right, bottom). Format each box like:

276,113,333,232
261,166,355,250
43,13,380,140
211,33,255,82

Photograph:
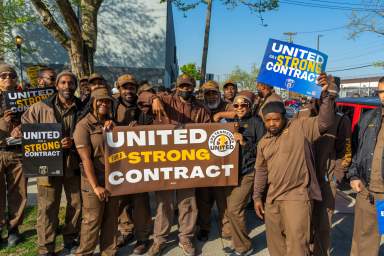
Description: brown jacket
296,104,352,183
138,91,211,124
0,92,20,147
22,93,83,185
253,93,336,203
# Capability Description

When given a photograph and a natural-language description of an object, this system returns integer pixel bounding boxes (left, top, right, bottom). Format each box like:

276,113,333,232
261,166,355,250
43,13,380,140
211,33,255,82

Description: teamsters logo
208,129,236,157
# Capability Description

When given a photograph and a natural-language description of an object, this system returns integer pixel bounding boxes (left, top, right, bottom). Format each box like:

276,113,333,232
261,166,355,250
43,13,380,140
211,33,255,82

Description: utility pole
283,32,297,43
317,34,323,51
200,0,213,86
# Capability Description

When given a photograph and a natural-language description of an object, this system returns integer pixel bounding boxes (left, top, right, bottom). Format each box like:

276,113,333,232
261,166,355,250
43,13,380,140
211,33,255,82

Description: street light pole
283,32,297,43
15,35,23,88
317,34,323,51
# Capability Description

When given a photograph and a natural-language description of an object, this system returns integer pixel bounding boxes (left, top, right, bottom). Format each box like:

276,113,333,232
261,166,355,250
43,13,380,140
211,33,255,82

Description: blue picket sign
257,39,328,99
375,199,384,235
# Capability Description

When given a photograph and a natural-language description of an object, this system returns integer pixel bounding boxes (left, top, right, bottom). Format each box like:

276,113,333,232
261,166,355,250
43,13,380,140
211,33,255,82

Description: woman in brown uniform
73,88,118,255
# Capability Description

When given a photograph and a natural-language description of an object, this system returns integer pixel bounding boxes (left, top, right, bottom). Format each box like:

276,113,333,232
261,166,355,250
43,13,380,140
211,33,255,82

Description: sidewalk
27,181,384,255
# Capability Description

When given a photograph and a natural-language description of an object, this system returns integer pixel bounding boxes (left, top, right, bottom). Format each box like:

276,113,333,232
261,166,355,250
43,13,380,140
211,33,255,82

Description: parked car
336,97,380,131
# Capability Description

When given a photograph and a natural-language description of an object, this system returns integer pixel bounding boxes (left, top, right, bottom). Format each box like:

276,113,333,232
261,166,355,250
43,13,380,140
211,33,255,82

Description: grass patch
0,206,66,256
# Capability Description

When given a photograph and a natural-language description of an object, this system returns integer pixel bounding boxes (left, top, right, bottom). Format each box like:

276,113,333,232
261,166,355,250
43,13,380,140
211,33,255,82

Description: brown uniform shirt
254,93,336,203
73,113,105,184
369,111,384,193
139,92,211,124
114,98,139,125
254,117,321,203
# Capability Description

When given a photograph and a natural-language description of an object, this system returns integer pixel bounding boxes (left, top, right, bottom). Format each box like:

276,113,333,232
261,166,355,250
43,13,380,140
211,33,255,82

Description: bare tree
348,0,384,38
30,0,103,77
170,0,278,86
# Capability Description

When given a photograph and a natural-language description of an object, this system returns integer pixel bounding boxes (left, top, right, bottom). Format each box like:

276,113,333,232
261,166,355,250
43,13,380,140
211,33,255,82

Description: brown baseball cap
0,64,17,75
117,74,138,87
223,80,237,88
176,74,196,87
202,80,220,93
88,73,105,83
79,76,89,82
234,90,255,104
91,87,113,101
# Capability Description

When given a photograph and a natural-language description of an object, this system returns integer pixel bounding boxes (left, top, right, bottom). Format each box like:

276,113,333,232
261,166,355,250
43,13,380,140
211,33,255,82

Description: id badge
375,199,384,235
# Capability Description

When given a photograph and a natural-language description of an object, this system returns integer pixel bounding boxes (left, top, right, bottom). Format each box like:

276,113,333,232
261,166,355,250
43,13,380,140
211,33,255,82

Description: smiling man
22,70,83,255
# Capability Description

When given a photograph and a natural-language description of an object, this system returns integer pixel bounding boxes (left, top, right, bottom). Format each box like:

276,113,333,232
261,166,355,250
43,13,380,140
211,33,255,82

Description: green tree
168,0,278,85
180,63,202,80
0,0,35,61
30,0,103,77
228,64,259,91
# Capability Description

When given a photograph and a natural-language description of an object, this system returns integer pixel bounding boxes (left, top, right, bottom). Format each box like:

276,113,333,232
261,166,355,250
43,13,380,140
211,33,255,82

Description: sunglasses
376,90,384,94
233,103,249,109
0,73,17,80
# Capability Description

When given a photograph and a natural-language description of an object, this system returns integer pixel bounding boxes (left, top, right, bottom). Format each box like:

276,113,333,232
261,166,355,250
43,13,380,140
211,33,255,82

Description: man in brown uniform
223,80,237,104
37,67,57,88
348,77,384,256
195,80,231,242
255,82,283,117
141,74,211,256
0,64,27,247
114,74,152,254
253,74,337,256
22,71,83,256
297,100,352,255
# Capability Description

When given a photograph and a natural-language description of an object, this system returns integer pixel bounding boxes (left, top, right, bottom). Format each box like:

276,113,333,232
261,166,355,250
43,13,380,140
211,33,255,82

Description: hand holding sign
4,109,14,124
94,186,110,202
152,97,168,122
61,137,73,149
258,39,328,98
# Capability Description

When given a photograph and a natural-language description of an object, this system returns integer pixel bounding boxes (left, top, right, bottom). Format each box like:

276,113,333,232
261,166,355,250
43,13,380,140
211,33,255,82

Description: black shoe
63,241,78,254
133,240,150,255
7,229,21,247
197,229,209,242
229,248,254,256
117,233,134,248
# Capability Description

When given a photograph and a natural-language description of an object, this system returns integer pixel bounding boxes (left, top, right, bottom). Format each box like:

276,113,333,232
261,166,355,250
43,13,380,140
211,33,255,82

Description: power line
331,45,384,63
280,0,382,12
296,26,347,34
306,0,382,7
328,64,374,72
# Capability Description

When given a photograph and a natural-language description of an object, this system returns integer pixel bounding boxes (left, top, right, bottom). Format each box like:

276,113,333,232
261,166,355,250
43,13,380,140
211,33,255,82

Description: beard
59,89,74,100
206,100,220,110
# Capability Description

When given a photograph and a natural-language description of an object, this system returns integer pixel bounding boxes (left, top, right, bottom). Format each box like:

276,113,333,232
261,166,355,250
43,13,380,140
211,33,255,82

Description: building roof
341,76,382,84
336,97,380,106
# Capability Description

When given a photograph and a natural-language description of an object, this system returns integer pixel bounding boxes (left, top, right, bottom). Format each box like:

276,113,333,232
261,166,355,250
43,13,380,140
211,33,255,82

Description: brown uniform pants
37,175,81,254
153,188,197,244
196,187,231,237
226,171,254,253
312,181,336,256
118,193,151,241
0,151,27,231
76,181,119,256
350,189,383,256
265,200,312,256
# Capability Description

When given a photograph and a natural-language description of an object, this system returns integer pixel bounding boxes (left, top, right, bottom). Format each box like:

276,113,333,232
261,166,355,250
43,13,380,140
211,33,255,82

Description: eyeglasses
0,73,17,80
376,90,384,94
233,103,249,109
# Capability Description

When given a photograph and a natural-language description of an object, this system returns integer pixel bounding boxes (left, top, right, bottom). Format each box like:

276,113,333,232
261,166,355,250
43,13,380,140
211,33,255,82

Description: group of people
0,61,382,256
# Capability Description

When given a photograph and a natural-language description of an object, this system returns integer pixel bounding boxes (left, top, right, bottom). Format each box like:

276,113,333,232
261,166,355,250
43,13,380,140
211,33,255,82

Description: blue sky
172,1,384,80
